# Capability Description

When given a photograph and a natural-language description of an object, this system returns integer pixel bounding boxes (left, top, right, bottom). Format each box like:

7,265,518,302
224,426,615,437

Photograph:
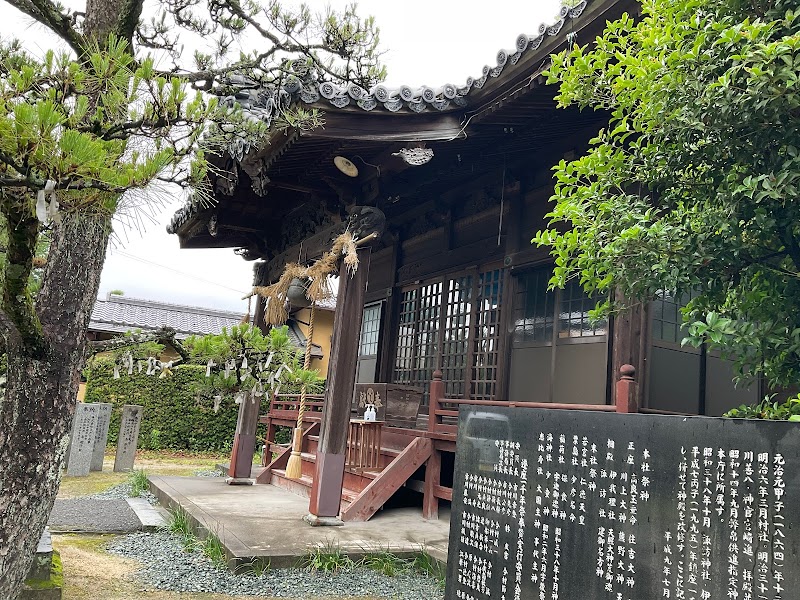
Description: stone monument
90,403,112,472
446,406,799,600
114,404,143,472
65,403,100,477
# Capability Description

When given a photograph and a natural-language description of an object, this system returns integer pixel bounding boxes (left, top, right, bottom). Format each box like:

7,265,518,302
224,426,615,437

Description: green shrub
724,394,800,421
302,541,354,573
84,361,249,452
128,469,149,497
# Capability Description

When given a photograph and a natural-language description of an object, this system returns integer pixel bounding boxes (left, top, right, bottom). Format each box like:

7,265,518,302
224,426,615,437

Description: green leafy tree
0,1,382,596
535,0,800,388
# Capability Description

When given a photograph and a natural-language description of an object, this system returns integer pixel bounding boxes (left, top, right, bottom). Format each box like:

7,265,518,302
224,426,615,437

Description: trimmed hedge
84,360,256,451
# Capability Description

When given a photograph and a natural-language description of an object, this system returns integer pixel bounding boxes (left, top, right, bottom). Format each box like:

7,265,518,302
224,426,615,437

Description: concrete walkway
150,475,450,570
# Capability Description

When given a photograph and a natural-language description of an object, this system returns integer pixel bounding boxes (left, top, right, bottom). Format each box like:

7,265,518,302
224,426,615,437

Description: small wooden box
352,383,424,428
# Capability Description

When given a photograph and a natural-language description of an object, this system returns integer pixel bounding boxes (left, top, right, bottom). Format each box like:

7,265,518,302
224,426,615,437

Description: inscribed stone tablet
446,406,799,600
65,403,100,476
90,403,112,472
114,405,143,472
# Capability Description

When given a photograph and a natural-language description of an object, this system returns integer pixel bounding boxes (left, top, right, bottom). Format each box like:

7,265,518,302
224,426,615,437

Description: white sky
0,0,563,312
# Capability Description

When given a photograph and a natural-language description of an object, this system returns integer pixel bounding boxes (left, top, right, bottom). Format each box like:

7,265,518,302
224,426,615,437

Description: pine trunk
0,213,112,598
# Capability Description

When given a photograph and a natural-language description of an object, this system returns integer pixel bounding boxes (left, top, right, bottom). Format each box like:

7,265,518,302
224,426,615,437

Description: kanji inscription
447,407,799,600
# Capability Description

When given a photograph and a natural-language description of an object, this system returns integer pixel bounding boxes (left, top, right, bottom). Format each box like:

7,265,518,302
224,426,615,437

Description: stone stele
114,404,143,472
89,403,112,472
65,403,100,477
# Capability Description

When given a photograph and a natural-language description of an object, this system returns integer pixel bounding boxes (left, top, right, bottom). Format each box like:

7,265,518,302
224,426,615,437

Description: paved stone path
48,498,142,533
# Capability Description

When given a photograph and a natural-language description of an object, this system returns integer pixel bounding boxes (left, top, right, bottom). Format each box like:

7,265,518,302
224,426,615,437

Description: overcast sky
1,0,563,312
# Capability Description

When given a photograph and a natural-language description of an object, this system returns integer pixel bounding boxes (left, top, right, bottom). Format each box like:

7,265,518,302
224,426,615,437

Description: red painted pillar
615,365,639,413
428,370,444,433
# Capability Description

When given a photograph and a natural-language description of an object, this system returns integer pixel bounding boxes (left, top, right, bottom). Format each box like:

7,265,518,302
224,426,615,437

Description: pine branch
88,326,189,360
6,0,84,55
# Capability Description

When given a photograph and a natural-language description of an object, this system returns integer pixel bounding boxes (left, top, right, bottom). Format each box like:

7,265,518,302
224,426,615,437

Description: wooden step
270,468,357,511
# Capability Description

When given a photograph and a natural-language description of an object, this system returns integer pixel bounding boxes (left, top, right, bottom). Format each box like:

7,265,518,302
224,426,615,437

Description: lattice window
558,277,607,338
441,275,473,398
652,290,697,344
513,268,555,346
471,269,504,400
392,282,442,394
393,289,418,384
415,281,443,388
392,268,506,402
513,266,606,346
358,303,382,356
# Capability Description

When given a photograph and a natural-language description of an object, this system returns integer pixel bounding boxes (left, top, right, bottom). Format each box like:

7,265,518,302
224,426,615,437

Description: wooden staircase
260,427,432,521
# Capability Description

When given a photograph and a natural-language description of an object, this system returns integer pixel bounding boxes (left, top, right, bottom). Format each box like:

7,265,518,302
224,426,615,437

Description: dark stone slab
114,404,143,472
446,407,799,600
48,498,141,533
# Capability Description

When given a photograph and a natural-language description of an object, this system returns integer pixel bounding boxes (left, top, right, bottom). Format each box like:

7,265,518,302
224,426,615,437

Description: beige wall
292,307,335,378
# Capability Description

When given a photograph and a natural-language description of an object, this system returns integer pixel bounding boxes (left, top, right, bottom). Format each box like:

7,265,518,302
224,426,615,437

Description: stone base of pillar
303,514,344,527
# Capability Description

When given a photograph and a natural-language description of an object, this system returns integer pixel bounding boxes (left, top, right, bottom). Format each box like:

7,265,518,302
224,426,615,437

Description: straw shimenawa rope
246,230,373,479
246,231,361,326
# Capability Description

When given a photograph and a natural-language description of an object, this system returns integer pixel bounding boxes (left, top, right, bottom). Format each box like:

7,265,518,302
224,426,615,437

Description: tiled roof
89,294,245,340
89,294,326,358
215,1,588,128
167,2,592,236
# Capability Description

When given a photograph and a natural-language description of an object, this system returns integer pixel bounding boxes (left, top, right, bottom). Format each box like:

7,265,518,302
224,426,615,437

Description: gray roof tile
89,294,244,339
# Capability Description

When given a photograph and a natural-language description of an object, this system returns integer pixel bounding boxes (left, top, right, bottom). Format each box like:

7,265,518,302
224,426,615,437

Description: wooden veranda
255,365,680,522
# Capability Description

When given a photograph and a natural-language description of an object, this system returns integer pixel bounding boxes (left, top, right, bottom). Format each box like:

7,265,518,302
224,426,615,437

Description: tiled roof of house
89,293,245,339
89,294,325,358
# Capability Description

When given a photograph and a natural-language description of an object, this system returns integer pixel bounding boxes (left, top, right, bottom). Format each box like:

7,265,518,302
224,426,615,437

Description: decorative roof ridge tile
216,1,589,123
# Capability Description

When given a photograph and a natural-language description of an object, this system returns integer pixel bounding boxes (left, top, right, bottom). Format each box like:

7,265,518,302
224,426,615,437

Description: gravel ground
108,532,445,599
88,482,159,505
49,498,142,533
193,469,225,477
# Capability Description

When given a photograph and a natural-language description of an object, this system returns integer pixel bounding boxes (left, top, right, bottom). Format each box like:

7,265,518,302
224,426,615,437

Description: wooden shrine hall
168,0,761,521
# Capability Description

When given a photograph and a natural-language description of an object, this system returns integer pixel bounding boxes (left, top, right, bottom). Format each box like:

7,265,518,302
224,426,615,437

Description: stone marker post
65,403,100,477
114,405,143,472
90,403,112,472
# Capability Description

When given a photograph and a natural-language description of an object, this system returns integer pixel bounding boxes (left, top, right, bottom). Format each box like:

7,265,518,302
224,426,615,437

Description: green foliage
167,506,195,550
184,324,324,406
359,551,405,577
409,550,446,587
536,0,800,387
200,531,227,567
84,361,241,452
725,394,800,421
128,469,149,497
301,541,354,573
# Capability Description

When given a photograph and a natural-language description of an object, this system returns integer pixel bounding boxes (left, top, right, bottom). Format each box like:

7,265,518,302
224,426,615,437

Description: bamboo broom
285,300,315,479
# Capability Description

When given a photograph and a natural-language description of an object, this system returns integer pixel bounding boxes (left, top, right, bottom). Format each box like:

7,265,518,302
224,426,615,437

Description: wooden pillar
422,444,442,520
610,290,649,408
227,393,261,482
615,365,638,413
253,295,267,333
428,370,444,433
308,247,372,519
